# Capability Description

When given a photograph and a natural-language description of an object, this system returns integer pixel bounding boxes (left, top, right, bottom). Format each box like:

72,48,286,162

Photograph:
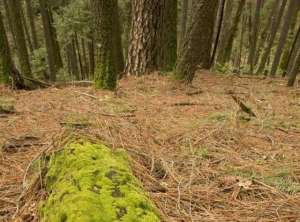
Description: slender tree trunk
210,0,226,67
255,0,277,65
25,0,39,49
20,3,33,53
249,0,262,74
88,38,95,78
256,0,287,74
3,0,17,44
125,0,164,76
113,1,125,75
285,23,300,77
179,0,189,51
160,0,177,71
91,0,119,89
74,33,84,80
7,0,32,79
81,39,89,79
287,39,300,86
270,0,299,77
175,0,218,83
39,0,61,81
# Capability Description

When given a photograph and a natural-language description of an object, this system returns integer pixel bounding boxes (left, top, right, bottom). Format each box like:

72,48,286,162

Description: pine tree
175,0,218,83
91,0,120,89
125,0,163,76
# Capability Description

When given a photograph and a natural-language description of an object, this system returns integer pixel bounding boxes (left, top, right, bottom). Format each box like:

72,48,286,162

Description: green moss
40,140,160,222
0,96,15,113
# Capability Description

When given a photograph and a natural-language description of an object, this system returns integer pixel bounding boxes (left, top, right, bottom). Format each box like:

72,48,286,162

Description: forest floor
1,72,300,222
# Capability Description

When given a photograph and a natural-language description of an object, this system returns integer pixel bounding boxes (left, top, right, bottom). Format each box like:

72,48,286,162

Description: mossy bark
40,140,161,222
92,0,119,90
0,10,11,84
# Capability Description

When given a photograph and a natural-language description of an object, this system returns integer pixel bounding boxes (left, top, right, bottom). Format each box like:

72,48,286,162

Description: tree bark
256,0,287,74
179,0,189,50
39,0,62,82
0,10,25,88
175,0,218,83
160,0,177,71
125,0,164,76
25,0,39,49
91,0,119,89
270,0,299,77
249,0,262,74
7,0,32,79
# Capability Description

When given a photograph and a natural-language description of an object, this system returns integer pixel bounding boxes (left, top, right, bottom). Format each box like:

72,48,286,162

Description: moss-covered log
40,140,161,222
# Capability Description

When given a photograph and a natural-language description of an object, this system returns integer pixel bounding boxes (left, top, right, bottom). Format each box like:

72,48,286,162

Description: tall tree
210,0,226,67
249,0,262,74
125,0,163,76
287,36,300,87
179,0,189,51
270,0,300,77
91,0,120,89
160,0,177,71
39,0,63,81
0,10,24,88
7,0,32,78
175,0,218,83
217,0,245,66
25,0,39,49
256,0,287,74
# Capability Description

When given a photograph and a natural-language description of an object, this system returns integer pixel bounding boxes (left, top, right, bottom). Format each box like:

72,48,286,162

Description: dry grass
1,72,300,221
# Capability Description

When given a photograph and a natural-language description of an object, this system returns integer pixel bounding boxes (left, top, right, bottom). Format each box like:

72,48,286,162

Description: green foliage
41,141,161,222
54,0,92,46
31,48,47,79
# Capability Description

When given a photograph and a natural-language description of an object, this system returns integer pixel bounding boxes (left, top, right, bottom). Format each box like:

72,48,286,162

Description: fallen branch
171,102,199,106
231,95,256,117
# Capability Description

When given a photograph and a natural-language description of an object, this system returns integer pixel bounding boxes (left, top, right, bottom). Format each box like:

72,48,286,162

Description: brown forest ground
0,72,300,222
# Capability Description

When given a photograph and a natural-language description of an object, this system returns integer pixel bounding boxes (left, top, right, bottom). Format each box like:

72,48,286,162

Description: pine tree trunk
0,10,25,88
217,0,245,66
125,0,163,76
287,37,300,86
25,0,39,49
256,0,287,74
88,38,95,78
270,0,299,77
39,0,62,82
92,0,119,89
113,1,125,75
7,0,32,78
249,0,262,74
175,0,218,83
179,0,189,50
285,23,300,77
210,0,226,67
160,0,177,71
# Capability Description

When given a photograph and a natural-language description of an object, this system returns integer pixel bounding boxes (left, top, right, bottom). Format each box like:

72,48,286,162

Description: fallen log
40,140,161,222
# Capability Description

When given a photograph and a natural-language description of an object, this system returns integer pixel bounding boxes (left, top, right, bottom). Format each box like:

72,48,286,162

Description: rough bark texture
270,0,299,77
175,0,218,83
92,0,119,89
7,0,32,78
160,0,177,71
125,0,163,76
256,0,287,74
